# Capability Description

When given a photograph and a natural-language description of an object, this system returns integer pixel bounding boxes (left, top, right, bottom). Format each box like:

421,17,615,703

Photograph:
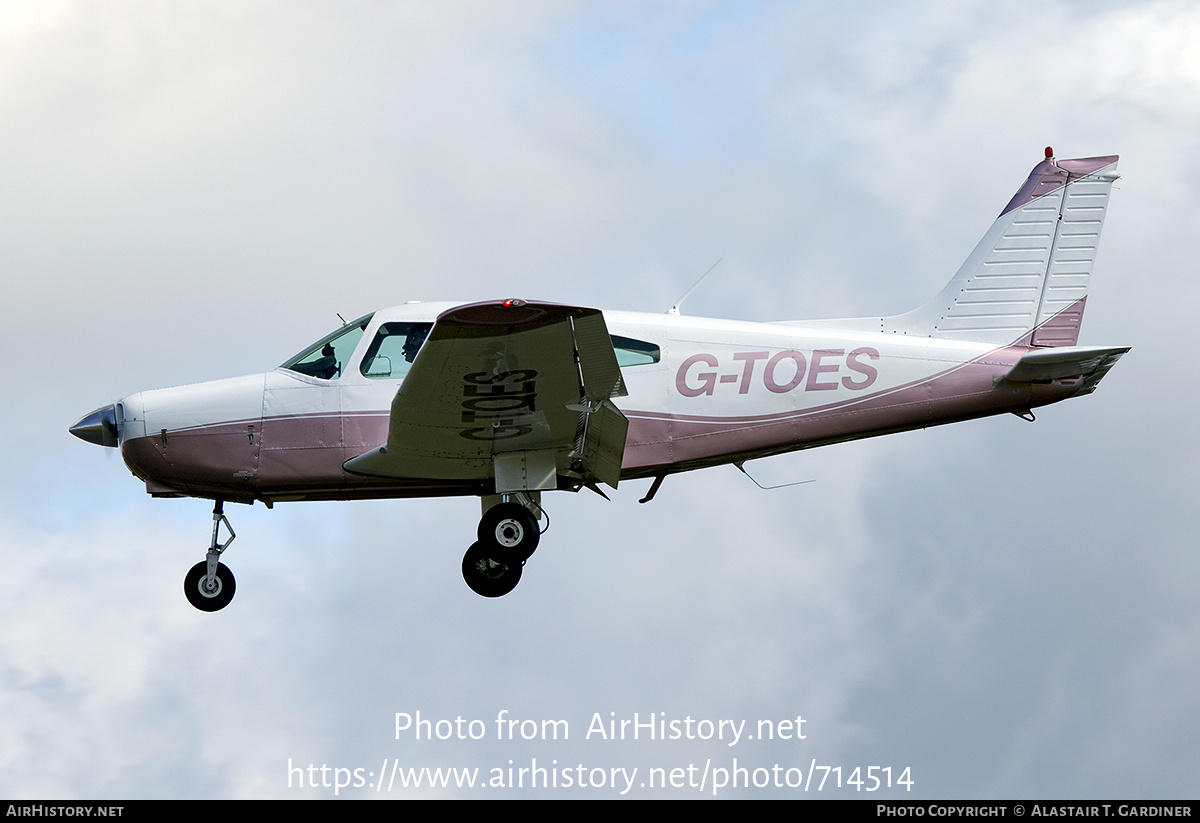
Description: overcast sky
2,0,1197,799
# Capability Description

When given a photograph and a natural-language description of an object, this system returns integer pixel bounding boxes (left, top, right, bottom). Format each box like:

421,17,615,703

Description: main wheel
184,561,236,612
477,503,540,562
461,541,522,598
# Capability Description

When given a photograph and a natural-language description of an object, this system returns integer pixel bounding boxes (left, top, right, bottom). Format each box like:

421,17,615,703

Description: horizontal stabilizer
1002,345,1129,395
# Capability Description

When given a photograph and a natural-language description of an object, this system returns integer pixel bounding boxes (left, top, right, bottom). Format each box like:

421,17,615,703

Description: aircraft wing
1002,345,1130,395
344,300,628,491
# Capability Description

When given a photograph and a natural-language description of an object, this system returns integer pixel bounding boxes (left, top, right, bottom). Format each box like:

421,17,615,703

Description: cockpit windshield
360,322,433,380
280,314,373,380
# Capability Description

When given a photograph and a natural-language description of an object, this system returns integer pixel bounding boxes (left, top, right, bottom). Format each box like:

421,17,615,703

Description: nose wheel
184,500,237,612
184,560,236,611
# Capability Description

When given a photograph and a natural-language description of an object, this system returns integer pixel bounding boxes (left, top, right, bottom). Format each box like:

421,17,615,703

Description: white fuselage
112,301,1075,505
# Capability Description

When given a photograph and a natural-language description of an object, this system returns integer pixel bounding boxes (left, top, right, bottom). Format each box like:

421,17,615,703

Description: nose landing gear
184,559,236,611
183,500,237,612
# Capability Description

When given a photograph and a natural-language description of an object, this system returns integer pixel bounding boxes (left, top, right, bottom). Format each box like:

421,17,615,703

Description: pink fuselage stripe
120,341,1083,498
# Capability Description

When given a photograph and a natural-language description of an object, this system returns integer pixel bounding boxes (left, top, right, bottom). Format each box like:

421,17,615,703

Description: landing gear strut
184,499,237,612
462,495,545,597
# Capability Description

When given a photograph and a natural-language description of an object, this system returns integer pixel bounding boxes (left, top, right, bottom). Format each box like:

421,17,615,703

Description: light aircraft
71,149,1128,610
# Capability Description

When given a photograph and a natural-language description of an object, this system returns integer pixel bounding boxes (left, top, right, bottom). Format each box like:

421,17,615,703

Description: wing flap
587,400,628,488
572,310,627,403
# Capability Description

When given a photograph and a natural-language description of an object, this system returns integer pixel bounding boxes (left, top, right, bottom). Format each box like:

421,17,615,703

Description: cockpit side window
360,322,433,380
281,314,373,380
611,335,661,367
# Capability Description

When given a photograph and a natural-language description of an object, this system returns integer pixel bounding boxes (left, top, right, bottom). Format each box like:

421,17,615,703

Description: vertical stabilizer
885,151,1119,346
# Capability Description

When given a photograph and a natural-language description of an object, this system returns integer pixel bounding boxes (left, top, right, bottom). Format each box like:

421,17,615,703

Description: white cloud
2,0,1196,798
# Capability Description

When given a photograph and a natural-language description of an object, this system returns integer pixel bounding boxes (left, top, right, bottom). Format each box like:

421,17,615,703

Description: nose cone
70,405,119,447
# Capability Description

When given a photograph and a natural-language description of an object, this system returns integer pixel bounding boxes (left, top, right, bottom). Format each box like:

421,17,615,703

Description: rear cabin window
611,335,660,367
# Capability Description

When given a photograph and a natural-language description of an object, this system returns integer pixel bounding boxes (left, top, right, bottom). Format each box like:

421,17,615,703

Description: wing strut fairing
343,300,628,493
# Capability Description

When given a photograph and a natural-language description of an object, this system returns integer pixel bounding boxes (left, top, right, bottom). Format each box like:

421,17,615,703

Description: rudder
886,150,1120,346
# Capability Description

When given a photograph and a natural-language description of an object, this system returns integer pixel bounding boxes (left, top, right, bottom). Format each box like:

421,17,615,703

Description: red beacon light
502,298,526,308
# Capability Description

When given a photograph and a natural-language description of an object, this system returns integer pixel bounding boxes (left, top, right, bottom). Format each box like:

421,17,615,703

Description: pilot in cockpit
402,324,429,363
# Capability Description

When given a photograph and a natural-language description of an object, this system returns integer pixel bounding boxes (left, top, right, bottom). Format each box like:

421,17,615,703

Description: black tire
461,541,522,598
477,503,539,562
184,561,236,612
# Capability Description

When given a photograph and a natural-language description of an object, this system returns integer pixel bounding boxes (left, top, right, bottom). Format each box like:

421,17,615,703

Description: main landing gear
182,496,545,607
184,500,237,612
462,496,545,598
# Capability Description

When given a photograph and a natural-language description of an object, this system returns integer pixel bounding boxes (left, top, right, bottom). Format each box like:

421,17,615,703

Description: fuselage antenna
734,460,817,491
668,258,723,315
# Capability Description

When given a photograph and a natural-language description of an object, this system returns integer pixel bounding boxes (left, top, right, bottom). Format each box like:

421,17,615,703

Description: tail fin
887,150,1120,346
